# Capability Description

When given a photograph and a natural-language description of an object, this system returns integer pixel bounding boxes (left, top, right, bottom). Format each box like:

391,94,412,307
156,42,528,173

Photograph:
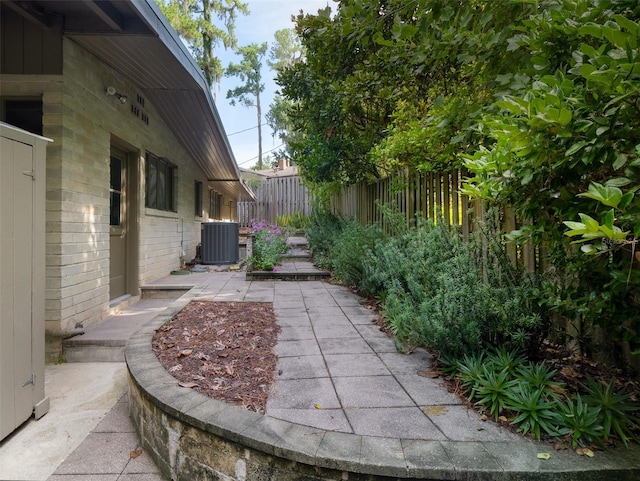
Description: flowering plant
248,219,289,271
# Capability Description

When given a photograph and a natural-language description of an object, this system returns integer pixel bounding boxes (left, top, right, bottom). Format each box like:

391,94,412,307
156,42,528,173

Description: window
194,181,203,217
145,153,175,211
209,189,222,220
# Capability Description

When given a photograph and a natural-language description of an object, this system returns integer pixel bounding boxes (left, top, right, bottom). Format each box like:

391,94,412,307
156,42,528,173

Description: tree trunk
257,87,263,170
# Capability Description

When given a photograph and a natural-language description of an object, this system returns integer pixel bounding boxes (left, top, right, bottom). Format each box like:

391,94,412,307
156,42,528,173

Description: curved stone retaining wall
125,289,640,481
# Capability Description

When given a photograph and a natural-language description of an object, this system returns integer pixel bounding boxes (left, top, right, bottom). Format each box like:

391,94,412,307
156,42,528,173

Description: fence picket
238,175,311,227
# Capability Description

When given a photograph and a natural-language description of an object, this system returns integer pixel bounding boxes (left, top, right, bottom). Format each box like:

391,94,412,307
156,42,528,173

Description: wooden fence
238,175,311,227
329,168,540,272
330,168,470,232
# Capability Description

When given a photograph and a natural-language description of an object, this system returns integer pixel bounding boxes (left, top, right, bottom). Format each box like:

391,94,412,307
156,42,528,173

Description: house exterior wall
1,37,236,331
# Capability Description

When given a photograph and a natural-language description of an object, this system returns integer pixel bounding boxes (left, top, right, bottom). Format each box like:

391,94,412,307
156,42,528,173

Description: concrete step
62,291,182,362
245,260,330,281
281,247,312,259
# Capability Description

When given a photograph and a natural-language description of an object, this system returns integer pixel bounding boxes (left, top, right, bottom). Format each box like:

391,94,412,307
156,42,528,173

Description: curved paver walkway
126,271,640,480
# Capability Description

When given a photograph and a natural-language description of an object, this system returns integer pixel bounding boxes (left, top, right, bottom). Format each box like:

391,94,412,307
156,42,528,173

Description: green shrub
472,366,518,420
455,352,486,397
276,212,311,231
515,362,560,394
360,217,456,300
327,219,382,286
453,353,639,446
306,210,344,268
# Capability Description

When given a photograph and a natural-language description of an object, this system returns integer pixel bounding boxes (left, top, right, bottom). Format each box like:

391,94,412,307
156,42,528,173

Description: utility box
201,222,239,264
1,123,51,440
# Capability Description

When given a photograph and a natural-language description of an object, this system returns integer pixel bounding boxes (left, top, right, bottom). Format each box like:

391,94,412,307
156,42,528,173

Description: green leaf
605,177,632,187
618,192,634,210
578,24,603,39
613,154,628,170
557,108,572,126
566,141,587,156
563,221,587,235
373,31,394,47
578,213,600,233
579,183,623,208
601,209,615,231
613,15,639,35
602,25,635,50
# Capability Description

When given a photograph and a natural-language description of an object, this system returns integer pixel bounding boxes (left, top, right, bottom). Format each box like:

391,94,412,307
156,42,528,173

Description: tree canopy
226,42,268,169
276,0,530,184
157,0,248,88
265,28,305,162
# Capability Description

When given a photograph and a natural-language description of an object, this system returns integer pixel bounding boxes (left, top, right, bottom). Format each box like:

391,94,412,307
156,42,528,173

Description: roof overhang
2,0,254,201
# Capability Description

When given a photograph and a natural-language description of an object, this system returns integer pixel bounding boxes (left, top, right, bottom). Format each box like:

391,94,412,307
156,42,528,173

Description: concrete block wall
1,37,237,331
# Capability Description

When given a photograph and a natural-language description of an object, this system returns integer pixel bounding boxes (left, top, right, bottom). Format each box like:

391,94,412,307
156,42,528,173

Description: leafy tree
462,1,640,357
157,0,249,89
277,1,530,185
267,28,304,71
226,42,268,169
265,29,305,162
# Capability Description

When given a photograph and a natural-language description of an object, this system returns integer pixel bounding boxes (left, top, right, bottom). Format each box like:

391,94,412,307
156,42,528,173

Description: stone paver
47,395,164,481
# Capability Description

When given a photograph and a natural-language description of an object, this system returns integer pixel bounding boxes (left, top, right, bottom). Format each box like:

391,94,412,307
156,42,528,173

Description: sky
213,0,333,169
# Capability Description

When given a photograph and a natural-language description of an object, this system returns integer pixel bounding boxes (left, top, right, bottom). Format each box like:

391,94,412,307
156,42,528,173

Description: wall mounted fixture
105,86,127,104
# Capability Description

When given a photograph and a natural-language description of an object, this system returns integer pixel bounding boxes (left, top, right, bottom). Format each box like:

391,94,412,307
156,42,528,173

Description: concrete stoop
62,286,190,362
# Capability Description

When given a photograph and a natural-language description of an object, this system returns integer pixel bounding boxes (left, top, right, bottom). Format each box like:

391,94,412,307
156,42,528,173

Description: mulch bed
152,301,280,413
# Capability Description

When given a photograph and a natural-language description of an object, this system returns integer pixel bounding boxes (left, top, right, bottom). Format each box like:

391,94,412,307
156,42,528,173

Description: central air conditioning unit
200,222,239,264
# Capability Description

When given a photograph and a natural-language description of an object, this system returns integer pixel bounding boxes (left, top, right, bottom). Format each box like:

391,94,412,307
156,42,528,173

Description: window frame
209,189,222,220
145,152,176,212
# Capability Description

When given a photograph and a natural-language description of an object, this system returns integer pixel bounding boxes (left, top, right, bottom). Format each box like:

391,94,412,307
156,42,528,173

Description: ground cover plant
447,347,640,448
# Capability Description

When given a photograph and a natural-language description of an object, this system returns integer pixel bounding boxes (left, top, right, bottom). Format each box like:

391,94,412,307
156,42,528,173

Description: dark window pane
158,163,166,211
5,100,43,136
146,156,157,208
110,192,121,226
195,181,202,216
145,153,175,211
110,156,121,191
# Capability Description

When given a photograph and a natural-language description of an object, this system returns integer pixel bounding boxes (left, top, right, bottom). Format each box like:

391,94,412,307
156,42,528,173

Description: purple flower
273,266,279,272
265,237,271,243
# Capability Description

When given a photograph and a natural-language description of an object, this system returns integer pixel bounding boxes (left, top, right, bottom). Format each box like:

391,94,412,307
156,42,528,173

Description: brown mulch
152,301,280,414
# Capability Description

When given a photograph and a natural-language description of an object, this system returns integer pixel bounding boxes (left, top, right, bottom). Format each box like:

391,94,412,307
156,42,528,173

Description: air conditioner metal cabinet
201,222,239,264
